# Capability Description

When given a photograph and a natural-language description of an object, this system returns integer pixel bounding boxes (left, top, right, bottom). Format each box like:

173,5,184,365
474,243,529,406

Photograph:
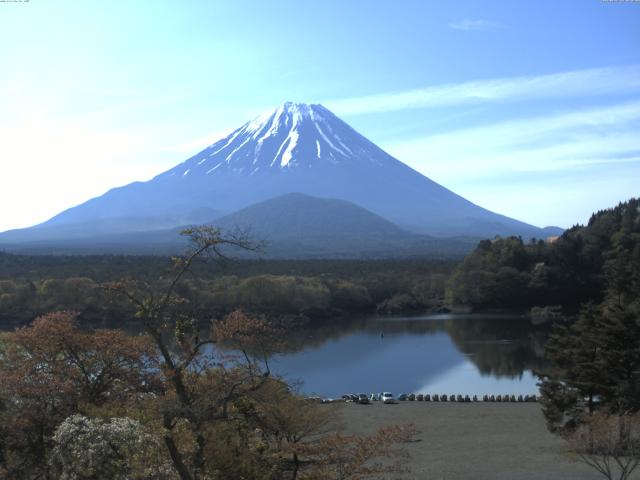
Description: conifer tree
539,303,640,432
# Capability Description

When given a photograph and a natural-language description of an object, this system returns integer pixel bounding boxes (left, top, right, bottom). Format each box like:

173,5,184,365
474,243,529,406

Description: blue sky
1,0,639,231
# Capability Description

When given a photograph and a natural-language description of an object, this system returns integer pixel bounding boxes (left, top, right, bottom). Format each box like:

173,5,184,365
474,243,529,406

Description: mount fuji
0,102,561,255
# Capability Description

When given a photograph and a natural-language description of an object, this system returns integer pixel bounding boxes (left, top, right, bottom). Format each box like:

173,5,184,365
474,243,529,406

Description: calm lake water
267,314,549,398
1,313,549,399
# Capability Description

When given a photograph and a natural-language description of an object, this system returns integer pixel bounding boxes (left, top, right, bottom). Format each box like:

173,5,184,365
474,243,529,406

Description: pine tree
539,303,640,432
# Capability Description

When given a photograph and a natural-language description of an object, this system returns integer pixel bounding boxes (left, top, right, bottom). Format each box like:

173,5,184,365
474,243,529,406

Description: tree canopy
446,198,640,313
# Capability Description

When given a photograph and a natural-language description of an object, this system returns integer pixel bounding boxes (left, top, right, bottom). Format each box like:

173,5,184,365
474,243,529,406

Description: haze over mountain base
0,103,562,257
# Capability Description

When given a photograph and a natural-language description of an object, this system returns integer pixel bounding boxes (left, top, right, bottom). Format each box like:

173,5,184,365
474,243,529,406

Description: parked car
381,392,398,404
398,393,408,401
357,393,370,404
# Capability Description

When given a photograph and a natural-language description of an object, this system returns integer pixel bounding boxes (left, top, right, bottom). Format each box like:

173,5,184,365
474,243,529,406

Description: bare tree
295,424,418,480
567,412,640,480
100,225,418,480
109,226,270,480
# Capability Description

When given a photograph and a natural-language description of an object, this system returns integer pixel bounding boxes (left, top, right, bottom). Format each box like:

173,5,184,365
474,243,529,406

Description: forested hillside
446,198,640,312
0,255,454,326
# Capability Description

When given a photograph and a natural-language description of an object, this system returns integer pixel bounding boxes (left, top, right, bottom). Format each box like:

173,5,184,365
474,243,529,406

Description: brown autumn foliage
567,412,640,480
295,425,418,480
0,310,416,480
0,311,156,479
101,228,288,479
0,227,418,480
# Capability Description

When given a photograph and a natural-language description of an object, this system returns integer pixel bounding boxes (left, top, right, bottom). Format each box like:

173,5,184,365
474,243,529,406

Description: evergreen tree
539,303,640,432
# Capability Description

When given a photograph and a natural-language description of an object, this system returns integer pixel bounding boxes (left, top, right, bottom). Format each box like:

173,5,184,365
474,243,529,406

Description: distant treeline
0,256,456,326
4,198,637,325
446,198,640,313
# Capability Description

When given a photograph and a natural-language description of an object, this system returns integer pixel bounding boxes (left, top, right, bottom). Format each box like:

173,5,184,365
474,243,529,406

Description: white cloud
458,168,640,229
448,19,503,31
387,100,640,174
383,101,640,227
324,65,640,116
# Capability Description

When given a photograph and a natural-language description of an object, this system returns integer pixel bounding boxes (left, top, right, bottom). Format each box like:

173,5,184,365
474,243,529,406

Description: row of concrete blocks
403,394,537,402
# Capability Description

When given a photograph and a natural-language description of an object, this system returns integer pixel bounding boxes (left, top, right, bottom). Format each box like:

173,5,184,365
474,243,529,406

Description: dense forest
441,198,640,476
0,254,455,326
530,199,640,459
3,198,639,327
446,198,640,314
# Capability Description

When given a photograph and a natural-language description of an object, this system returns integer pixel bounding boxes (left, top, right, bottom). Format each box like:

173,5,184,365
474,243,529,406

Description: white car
381,392,398,404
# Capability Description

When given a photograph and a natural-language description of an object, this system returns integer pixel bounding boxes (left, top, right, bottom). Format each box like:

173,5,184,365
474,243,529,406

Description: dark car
357,393,370,404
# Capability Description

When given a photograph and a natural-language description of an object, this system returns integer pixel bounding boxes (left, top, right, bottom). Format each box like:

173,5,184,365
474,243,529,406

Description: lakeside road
336,402,636,480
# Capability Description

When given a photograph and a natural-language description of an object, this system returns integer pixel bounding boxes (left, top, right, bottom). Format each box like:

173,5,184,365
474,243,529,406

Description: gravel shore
337,401,635,480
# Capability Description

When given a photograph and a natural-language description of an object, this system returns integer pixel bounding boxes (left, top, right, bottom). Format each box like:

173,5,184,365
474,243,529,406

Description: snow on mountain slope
1,102,553,243
159,102,389,177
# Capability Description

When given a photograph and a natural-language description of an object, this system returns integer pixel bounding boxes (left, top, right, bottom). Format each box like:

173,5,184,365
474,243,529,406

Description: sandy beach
337,401,636,480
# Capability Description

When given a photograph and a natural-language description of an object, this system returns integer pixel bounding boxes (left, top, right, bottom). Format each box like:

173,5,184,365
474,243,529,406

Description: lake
265,313,549,398
1,313,549,399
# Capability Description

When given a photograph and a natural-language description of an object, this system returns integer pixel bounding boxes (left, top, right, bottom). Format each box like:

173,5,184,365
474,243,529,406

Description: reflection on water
0,313,549,398
271,314,549,397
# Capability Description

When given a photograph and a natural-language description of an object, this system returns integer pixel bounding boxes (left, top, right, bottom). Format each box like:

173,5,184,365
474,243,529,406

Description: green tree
539,303,640,432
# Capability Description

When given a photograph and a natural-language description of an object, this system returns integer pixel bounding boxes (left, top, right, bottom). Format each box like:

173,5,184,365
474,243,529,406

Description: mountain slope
215,192,408,241
0,194,477,258
0,207,222,244
1,102,557,250
212,193,474,257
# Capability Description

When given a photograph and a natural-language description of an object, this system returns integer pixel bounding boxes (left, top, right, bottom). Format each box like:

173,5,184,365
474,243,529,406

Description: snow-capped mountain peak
245,102,314,135
163,102,386,178
10,101,554,243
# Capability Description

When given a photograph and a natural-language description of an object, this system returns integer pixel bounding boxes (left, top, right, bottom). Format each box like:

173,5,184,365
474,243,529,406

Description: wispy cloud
324,65,640,116
384,100,640,227
387,100,640,176
448,19,503,31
